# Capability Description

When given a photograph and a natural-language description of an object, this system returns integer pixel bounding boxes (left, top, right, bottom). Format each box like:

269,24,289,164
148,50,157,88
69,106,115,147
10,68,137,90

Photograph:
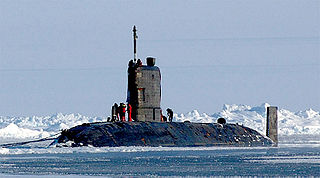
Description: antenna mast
133,26,138,62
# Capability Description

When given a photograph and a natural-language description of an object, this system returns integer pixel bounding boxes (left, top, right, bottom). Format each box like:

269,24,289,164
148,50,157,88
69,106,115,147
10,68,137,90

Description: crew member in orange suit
127,104,132,122
119,103,126,122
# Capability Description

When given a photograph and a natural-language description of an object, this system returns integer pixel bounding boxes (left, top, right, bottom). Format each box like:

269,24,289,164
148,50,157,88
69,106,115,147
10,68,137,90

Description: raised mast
133,26,138,62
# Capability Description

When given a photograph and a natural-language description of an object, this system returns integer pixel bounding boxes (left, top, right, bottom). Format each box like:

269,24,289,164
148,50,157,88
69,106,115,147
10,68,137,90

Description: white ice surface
0,103,319,146
0,113,108,143
174,103,320,135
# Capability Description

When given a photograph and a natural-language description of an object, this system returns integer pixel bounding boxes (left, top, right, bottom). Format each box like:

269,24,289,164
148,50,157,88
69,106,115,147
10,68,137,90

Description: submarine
54,26,278,147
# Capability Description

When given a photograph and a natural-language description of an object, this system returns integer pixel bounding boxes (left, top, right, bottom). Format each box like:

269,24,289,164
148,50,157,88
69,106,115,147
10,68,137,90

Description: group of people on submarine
107,103,173,123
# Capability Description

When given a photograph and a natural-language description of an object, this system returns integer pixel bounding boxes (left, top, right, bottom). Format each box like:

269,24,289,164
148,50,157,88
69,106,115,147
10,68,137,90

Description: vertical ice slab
266,106,278,146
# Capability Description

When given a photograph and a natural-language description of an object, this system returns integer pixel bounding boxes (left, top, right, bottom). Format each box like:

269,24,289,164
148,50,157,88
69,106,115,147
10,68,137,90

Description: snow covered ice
175,103,320,135
0,113,107,144
0,103,319,177
0,146,320,177
0,103,320,144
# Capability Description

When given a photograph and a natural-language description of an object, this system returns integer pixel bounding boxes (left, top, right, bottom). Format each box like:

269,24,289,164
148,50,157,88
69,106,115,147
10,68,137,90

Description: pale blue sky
0,0,319,116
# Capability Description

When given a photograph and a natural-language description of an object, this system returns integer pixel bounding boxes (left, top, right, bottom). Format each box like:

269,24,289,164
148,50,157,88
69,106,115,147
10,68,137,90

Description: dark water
0,146,319,177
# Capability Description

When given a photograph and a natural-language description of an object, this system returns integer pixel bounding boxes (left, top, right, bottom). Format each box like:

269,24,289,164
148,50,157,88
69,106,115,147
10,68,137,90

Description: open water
0,144,319,177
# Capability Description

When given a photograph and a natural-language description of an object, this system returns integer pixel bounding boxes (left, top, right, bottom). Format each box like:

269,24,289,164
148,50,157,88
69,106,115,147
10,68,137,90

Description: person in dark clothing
128,59,134,68
166,108,173,122
163,116,167,122
112,103,119,121
137,59,142,66
111,105,116,121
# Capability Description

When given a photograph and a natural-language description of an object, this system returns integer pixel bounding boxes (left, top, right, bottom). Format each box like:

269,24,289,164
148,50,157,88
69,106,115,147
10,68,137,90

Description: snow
0,113,108,143
0,103,319,144
0,123,50,139
175,103,320,135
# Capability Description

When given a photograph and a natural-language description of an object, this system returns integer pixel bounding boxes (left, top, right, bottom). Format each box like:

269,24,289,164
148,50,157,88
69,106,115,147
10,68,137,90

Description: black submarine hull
55,122,274,147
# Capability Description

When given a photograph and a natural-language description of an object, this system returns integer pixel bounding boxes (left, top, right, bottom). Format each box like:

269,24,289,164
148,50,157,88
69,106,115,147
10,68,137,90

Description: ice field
0,103,320,177
0,144,320,177
1,103,320,142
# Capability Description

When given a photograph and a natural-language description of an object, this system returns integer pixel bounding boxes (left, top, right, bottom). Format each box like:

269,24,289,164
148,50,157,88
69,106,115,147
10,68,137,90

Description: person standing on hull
137,59,142,66
167,108,173,122
119,103,126,122
111,103,119,122
127,104,132,122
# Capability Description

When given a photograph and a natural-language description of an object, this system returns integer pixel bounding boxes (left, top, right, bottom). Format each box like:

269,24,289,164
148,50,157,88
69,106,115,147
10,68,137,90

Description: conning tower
127,26,162,122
